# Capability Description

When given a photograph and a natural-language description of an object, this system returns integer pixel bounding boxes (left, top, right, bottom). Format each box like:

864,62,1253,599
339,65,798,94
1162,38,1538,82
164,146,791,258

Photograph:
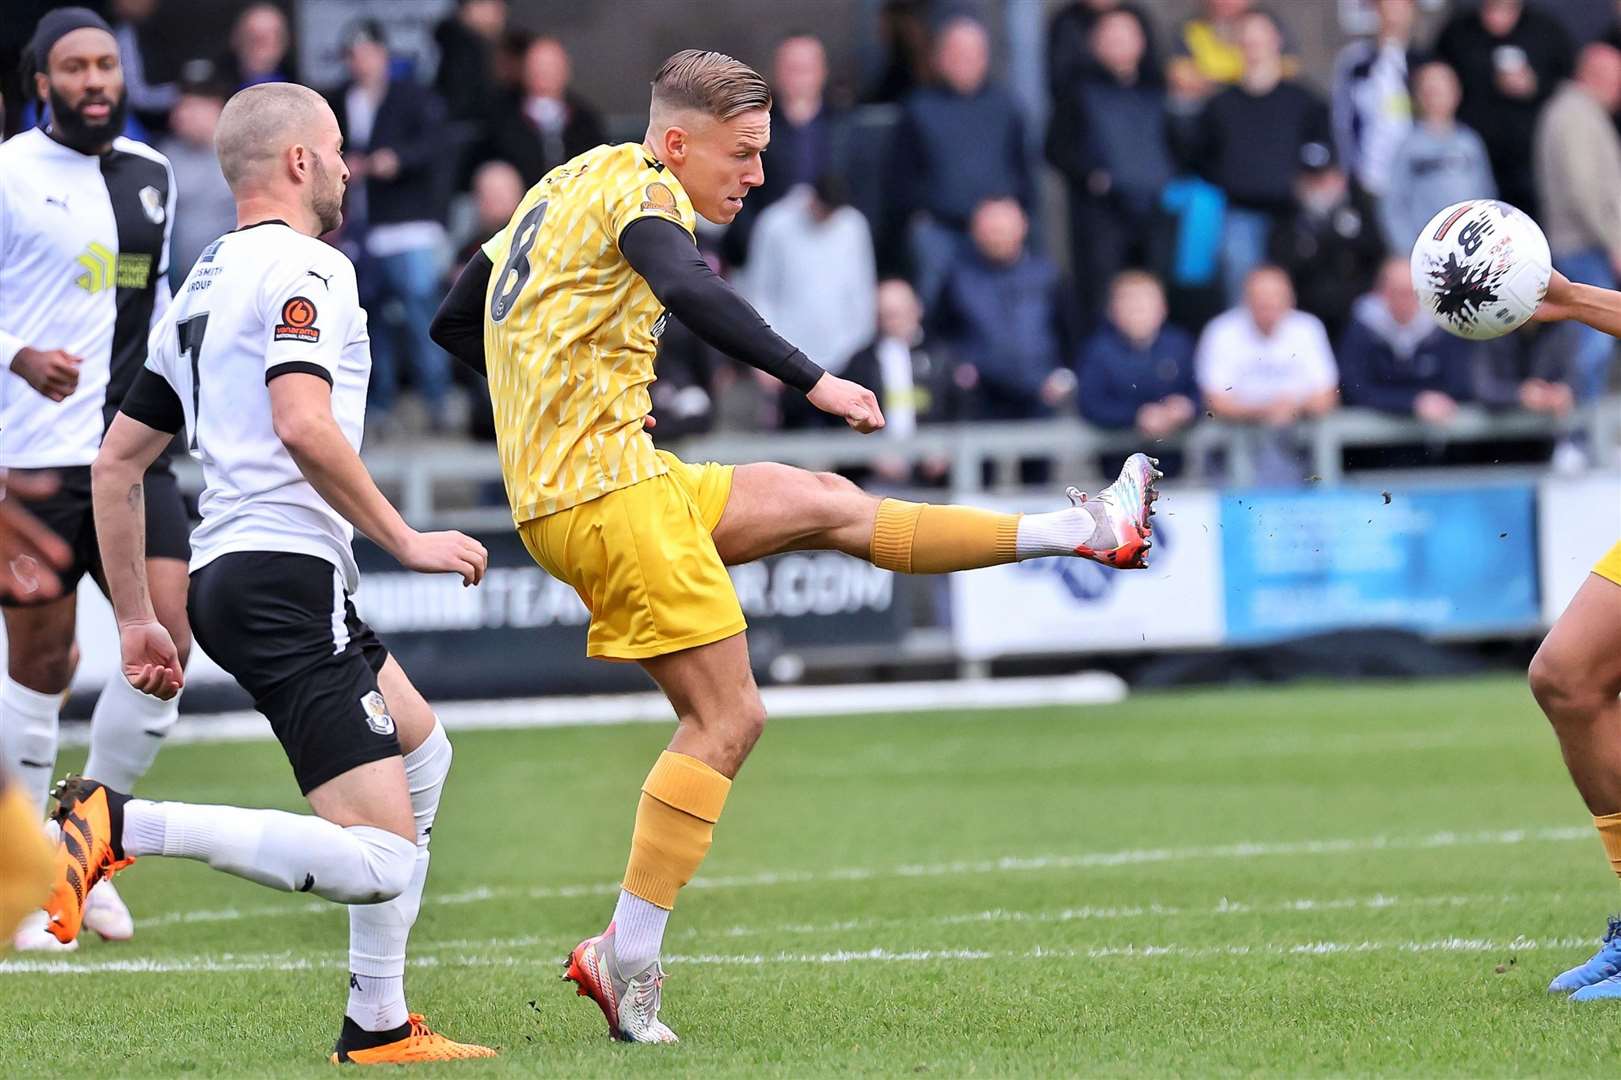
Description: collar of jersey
234,219,291,232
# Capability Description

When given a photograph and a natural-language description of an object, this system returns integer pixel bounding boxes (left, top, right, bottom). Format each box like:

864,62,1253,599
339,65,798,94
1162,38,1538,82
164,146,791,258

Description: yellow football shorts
518,450,744,660
1596,541,1621,587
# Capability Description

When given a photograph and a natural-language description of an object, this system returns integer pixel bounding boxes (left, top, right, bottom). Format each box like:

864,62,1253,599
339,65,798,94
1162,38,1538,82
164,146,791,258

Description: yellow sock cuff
642,751,732,823
1596,811,1621,877
871,499,922,573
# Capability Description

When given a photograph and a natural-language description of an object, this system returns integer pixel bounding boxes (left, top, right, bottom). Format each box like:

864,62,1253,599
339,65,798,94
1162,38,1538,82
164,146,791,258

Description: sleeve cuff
265,361,334,386
0,330,24,372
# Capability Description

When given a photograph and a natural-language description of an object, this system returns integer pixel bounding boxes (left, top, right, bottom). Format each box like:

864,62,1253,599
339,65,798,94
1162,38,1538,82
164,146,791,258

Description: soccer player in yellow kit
431,49,1161,1042
1526,269,1621,1000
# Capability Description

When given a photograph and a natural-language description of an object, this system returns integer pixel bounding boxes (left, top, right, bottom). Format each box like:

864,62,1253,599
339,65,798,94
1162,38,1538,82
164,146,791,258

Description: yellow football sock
620,751,732,911
1595,811,1621,881
869,499,1020,575
0,783,52,944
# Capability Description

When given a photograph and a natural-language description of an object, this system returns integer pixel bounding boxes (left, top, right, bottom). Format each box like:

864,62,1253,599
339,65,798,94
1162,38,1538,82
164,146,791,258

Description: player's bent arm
269,373,488,586
1536,269,1621,339
429,251,493,377
618,217,883,431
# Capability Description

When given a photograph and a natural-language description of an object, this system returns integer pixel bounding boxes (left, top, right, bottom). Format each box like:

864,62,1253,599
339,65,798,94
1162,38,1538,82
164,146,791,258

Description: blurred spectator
1182,10,1332,302
1076,271,1198,443
330,21,453,430
111,0,176,132
1381,60,1496,253
434,0,508,185
1046,9,1173,325
1168,0,1296,105
932,198,1073,422
1330,0,1417,200
158,81,235,287
864,0,932,104
434,0,506,122
1046,0,1160,94
1337,257,1474,423
1196,265,1337,441
724,33,849,267
844,279,957,484
482,36,606,187
454,160,524,269
219,2,291,90
1534,42,1621,402
1435,0,1572,213
646,317,723,441
744,175,876,390
891,16,1033,307
1473,325,1576,416
1267,148,1385,342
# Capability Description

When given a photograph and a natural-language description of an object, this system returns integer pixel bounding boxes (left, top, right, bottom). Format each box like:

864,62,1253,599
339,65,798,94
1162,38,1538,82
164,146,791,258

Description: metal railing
170,399,1621,528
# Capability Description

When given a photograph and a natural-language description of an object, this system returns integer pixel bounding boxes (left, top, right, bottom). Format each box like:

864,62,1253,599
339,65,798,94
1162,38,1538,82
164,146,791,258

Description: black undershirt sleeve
119,367,185,435
618,216,826,394
430,251,493,377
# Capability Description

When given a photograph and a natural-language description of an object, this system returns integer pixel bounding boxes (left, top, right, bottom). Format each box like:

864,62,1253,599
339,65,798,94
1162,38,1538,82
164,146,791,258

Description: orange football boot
330,1014,498,1064
44,776,134,945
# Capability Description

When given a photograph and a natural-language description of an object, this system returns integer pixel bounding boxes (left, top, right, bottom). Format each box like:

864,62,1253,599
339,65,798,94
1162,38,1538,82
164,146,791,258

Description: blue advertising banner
1221,486,1540,643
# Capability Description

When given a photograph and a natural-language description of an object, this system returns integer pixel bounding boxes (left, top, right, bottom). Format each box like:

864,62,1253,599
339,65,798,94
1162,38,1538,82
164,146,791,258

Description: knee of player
9,645,77,694
335,825,417,904
1529,647,1604,715
739,698,768,745
812,470,869,523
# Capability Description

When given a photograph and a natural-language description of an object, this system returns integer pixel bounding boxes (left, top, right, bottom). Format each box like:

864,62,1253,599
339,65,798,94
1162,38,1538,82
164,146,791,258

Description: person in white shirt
1196,264,1339,482
50,82,495,1065
1,6,189,952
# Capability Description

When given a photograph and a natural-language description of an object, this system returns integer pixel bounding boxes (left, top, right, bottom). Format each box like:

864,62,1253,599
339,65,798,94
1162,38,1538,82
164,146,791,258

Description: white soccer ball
1410,199,1551,341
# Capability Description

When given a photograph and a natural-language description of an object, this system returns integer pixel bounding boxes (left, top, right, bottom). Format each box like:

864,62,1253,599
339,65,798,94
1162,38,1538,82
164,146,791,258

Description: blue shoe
1550,915,1621,994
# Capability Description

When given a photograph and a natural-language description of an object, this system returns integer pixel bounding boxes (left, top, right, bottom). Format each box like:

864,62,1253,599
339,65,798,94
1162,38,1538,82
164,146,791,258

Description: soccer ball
1410,200,1551,341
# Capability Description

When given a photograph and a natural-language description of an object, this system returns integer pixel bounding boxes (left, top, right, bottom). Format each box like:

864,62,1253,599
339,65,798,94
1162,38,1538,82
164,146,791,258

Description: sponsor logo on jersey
640,182,679,216
75,243,152,292
359,690,394,736
139,185,166,225
273,296,320,342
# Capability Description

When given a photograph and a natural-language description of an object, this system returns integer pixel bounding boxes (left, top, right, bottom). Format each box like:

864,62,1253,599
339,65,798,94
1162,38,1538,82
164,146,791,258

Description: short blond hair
651,49,772,121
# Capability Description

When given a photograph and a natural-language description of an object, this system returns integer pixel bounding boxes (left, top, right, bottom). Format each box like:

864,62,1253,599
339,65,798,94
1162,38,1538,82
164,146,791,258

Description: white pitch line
0,936,1600,977
58,673,1129,749
132,824,1596,930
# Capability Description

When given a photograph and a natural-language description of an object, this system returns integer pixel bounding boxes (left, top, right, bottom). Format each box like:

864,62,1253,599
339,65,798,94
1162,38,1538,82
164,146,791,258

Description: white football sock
84,673,180,793
611,890,670,975
348,722,451,1031
1,675,61,816
122,800,415,904
1015,503,1112,559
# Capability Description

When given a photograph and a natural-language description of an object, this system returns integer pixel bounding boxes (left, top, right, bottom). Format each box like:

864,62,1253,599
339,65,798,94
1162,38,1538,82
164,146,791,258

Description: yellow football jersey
481,142,699,523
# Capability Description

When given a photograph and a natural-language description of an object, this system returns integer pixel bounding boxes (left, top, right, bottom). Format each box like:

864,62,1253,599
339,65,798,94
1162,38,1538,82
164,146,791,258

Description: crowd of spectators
15,0,1621,483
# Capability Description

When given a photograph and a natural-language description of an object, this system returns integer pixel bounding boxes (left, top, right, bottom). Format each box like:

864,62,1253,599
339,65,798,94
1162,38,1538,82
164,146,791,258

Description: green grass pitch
5,675,1621,1077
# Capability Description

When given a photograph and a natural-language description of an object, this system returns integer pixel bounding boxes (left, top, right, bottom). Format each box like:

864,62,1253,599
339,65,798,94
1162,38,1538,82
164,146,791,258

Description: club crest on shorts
139,185,165,225
359,690,394,736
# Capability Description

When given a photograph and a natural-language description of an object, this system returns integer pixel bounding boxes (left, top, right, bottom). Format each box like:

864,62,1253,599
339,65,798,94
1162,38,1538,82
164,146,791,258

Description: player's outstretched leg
564,633,755,1044
710,452,1162,574
1529,558,1621,999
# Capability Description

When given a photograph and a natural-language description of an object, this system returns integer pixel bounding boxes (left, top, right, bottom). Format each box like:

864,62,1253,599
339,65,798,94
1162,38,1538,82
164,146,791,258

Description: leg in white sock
84,674,181,793
611,890,670,975
122,800,415,904
348,721,451,1031
1,675,61,816
1015,503,1113,560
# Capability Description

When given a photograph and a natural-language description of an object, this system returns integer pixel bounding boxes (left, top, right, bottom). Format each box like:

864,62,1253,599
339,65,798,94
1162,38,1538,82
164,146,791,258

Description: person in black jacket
1181,9,1332,303
479,36,606,187
330,21,454,429
1267,146,1386,343
1434,0,1572,214
1046,0,1160,93
432,0,507,187
1046,9,1173,326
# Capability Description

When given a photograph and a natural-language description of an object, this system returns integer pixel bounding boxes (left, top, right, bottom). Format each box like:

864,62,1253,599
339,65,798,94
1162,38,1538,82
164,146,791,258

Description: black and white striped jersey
0,127,175,468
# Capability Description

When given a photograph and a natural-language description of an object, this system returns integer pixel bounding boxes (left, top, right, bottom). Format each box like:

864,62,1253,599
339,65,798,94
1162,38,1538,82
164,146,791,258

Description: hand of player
0,472,71,602
11,347,81,402
807,373,885,434
119,618,184,700
1532,269,1576,323
398,529,489,586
